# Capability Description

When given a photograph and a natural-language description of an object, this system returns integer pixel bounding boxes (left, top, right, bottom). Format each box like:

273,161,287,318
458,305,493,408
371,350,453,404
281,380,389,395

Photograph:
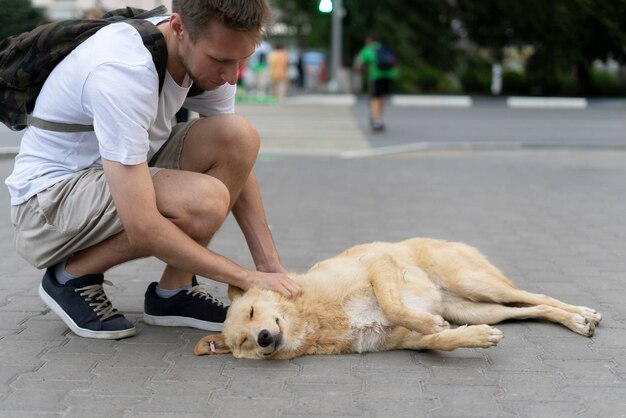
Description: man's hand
246,270,301,298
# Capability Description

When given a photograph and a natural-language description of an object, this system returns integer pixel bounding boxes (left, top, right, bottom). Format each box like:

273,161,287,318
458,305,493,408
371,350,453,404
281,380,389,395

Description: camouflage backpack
0,6,169,132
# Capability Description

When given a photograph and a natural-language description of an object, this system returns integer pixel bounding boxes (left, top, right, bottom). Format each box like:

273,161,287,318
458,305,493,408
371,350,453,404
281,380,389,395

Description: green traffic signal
318,0,333,13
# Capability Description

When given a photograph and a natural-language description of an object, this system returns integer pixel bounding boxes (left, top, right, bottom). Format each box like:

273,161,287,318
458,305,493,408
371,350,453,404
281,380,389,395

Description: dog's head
195,286,297,359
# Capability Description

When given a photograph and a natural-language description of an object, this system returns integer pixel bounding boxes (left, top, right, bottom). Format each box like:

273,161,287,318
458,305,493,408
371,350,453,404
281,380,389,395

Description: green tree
456,0,626,95
273,0,457,91
343,0,456,70
0,0,45,41
274,0,626,95
454,0,530,62
272,0,331,50
525,0,626,95
275,0,457,68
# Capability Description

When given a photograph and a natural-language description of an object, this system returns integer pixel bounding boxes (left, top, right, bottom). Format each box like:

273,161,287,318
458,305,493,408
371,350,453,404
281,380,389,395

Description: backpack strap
25,114,95,132
125,19,168,95
102,5,168,20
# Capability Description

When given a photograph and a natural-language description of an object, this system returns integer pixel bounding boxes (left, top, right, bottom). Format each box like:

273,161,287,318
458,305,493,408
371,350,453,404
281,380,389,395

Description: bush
525,70,577,96
0,0,45,41
395,66,461,93
501,70,531,95
458,56,491,94
591,70,626,97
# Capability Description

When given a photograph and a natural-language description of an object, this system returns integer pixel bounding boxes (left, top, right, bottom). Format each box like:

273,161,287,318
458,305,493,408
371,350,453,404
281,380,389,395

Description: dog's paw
410,314,450,334
487,327,505,346
571,314,596,337
463,325,504,348
580,307,602,326
430,315,451,333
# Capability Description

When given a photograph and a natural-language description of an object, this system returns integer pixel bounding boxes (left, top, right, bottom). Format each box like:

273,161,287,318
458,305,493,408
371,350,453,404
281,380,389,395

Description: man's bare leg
370,96,386,130
371,96,383,121
65,169,231,279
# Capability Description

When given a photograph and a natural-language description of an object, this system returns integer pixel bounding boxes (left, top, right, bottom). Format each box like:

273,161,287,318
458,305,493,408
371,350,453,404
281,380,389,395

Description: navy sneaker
38,267,136,339
143,276,228,331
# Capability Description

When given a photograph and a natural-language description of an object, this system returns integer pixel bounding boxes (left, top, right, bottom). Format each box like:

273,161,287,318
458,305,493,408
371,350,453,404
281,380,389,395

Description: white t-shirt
5,17,236,206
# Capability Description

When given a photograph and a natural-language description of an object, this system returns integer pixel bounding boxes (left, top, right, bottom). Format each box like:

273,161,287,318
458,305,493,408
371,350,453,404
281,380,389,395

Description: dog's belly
344,297,394,353
343,289,443,353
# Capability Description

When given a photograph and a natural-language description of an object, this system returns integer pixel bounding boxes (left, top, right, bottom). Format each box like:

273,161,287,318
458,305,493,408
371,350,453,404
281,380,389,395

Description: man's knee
215,114,260,161
185,115,260,169
174,176,230,240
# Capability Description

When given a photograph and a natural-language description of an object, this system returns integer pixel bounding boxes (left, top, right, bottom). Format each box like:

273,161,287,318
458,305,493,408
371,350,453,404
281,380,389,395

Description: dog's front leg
366,254,450,334
389,311,450,335
387,325,504,352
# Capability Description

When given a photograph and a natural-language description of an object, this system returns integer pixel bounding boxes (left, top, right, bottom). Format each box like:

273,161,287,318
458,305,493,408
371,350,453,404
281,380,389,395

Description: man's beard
181,59,218,91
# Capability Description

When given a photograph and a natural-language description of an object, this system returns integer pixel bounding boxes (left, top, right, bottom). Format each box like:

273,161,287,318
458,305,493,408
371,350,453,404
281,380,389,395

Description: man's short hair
172,0,272,44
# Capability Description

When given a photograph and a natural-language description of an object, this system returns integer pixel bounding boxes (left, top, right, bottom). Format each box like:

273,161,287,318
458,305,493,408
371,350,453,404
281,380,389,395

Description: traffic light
318,0,333,13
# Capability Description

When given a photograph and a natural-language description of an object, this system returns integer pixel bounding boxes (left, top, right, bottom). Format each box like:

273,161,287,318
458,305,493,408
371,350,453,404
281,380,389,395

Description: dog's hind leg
386,325,504,352
442,298,596,337
451,276,601,327
412,240,601,326
434,258,601,327
365,254,449,335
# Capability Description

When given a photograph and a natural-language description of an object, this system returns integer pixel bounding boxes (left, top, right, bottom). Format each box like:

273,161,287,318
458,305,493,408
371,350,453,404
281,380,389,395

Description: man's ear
228,285,244,302
194,334,231,355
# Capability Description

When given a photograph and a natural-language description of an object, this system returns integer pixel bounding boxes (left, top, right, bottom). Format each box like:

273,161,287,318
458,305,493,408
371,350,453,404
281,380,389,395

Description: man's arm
102,159,300,297
232,171,287,274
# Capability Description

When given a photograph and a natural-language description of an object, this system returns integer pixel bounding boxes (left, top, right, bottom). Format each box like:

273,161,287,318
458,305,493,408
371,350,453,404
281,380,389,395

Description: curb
259,141,626,160
506,96,587,109
280,94,626,109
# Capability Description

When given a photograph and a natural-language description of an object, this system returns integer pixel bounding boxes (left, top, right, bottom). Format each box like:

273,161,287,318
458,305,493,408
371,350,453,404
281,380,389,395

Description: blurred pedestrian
250,40,270,96
296,46,305,89
354,34,397,131
268,43,289,100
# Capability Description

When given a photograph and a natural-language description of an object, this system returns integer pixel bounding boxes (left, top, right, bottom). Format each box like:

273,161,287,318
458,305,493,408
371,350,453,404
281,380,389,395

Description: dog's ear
194,334,231,355
228,285,244,301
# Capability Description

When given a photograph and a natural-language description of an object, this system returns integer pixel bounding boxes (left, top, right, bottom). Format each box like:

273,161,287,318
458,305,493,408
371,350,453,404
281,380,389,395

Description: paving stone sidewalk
0,106,625,417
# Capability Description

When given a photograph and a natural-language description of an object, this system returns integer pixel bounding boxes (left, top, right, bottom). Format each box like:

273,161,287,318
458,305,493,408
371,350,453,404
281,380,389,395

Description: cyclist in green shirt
354,34,397,131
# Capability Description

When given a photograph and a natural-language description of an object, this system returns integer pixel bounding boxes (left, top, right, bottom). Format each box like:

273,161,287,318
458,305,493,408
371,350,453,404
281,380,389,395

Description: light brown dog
195,238,601,360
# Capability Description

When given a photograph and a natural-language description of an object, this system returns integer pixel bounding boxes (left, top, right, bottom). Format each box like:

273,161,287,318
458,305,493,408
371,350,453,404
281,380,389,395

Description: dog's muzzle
258,329,283,353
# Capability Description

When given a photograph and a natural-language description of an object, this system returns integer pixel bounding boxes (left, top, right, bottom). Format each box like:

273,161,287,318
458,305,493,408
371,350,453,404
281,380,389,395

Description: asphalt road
354,102,626,149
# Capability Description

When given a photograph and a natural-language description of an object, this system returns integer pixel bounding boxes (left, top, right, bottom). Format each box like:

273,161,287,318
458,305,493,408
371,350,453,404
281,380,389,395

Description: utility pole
328,0,343,92
319,0,343,92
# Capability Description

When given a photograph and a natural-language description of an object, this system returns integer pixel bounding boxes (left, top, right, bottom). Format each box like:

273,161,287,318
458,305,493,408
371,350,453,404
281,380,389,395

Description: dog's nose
257,329,273,347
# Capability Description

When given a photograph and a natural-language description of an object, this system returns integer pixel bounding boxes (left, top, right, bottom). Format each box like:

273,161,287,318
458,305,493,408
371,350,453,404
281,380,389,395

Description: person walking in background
354,34,397,132
268,43,289,100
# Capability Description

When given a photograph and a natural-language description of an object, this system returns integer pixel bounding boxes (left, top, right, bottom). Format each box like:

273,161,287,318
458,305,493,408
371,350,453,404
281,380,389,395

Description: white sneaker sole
39,283,136,340
143,313,224,332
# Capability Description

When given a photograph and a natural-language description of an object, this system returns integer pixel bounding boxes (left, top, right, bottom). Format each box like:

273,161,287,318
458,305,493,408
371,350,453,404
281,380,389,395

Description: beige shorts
11,119,200,269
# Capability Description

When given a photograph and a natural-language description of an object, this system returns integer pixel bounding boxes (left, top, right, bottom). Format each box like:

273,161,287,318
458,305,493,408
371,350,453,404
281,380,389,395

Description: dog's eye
249,306,254,319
